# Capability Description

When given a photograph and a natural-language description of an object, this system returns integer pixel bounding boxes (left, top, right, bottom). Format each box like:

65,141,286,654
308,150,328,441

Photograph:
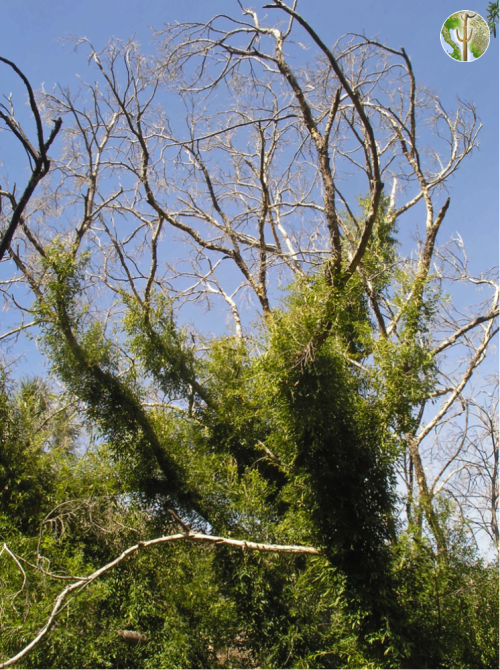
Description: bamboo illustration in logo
456,11,477,61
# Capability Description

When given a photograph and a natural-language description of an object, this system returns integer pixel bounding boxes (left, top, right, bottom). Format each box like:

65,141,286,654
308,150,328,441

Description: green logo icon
441,11,490,61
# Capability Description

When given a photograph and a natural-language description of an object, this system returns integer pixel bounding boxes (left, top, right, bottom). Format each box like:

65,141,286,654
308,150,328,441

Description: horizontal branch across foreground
0,532,319,669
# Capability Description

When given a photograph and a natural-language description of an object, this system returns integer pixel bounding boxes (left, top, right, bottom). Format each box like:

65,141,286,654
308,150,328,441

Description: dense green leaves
487,1,499,36
1,226,497,668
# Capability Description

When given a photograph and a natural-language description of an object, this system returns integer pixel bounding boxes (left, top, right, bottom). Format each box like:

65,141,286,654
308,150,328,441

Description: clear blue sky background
0,0,498,372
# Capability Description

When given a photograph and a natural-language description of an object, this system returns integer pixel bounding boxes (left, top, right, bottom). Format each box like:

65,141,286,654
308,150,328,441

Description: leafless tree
0,58,62,261
399,237,498,554
2,10,482,313
422,376,499,551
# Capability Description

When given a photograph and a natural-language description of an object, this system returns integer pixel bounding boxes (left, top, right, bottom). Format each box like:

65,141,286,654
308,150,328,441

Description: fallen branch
0,532,319,668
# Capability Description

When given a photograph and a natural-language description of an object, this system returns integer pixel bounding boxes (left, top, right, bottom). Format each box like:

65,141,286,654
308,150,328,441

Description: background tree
487,1,499,36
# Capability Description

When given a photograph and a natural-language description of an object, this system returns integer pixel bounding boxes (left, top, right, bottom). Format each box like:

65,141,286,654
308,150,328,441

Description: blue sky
0,0,498,372
1,0,497,264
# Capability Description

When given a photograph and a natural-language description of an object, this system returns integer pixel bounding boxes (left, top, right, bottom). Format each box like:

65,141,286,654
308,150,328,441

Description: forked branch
0,58,62,260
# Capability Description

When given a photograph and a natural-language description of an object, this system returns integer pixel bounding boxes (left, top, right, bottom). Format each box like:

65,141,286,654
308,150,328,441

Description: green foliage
256,273,395,568
487,1,499,36
353,194,399,297
124,292,199,402
0,373,79,533
1,209,497,669
34,241,196,509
